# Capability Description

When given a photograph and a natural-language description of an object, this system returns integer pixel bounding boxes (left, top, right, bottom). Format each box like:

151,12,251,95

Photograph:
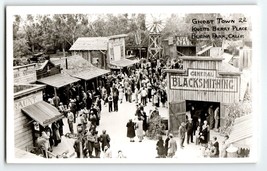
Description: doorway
186,100,220,130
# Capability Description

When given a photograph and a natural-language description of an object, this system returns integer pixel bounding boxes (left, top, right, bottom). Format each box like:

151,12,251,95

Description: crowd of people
34,57,232,159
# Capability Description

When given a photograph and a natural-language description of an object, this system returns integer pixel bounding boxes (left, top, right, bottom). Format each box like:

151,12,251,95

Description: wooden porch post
84,81,87,92
54,87,57,97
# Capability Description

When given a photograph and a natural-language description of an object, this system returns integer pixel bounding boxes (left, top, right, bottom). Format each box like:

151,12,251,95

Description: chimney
65,58,68,69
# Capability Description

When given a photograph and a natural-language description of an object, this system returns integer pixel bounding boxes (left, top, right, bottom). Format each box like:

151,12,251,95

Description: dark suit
186,122,194,143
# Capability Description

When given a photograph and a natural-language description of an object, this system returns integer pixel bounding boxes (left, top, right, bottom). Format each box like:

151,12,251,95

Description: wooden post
79,136,83,158
84,81,87,92
96,77,98,89
88,51,91,63
54,87,57,97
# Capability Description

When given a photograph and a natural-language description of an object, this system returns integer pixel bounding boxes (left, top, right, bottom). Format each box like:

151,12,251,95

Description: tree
13,15,30,59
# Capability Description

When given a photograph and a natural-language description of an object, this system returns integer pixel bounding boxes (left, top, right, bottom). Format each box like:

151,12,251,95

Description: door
169,101,186,136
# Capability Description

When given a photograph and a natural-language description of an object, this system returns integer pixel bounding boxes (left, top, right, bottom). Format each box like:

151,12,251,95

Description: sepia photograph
6,6,259,163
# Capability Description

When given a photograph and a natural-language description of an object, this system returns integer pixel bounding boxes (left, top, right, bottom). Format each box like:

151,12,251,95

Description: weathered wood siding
14,64,37,84
14,91,43,150
75,51,107,69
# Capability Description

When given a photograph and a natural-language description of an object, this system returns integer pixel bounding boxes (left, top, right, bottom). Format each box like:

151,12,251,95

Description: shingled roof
69,37,109,51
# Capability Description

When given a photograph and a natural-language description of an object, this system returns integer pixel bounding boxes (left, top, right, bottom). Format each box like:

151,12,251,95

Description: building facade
165,56,242,135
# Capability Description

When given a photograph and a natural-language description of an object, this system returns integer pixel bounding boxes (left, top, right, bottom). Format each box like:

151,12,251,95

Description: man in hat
186,118,194,144
100,130,111,151
69,99,77,123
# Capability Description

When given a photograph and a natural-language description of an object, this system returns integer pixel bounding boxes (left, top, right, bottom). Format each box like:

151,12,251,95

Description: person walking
135,116,144,142
126,119,136,142
156,135,165,158
100,130,111,151
167,134,177,158
179,122,186,149
140,87,147,106
113,87,119,112
127,86,133,103
67,109,74,134
108,94,113,112
51,122,61,146
164,133,170,157
118,85,124,103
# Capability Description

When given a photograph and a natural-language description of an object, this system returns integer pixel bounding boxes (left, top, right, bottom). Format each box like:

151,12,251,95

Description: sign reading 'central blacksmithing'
170,69,238,92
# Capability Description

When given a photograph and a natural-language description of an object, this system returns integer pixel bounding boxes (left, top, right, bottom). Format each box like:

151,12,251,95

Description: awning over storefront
72,67,110,81
22,101,64,127
110,58,139,68
37,73,80,88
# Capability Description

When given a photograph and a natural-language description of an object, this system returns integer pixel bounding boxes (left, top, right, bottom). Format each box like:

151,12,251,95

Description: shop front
52,55,110,93
165,56,241,136
14,84,64,153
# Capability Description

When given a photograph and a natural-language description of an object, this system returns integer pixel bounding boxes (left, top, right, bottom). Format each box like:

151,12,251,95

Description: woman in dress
199,120,209,145
126,119,136,142
156,135,165,158
118,85,124,103
135,116,144,142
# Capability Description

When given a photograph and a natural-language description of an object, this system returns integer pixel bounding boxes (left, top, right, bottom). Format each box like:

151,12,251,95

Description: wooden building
164,56,242,135
70,37,108,69
163,36,197,62
14,84,64,151
69,34,137,70
31,59,81,105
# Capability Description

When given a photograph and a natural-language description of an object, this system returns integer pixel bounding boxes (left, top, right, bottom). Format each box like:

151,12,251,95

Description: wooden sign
170,69,238,92
13,64,37,84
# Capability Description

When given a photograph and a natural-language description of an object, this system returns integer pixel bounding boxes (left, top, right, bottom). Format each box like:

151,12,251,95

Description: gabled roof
69,37,109,51
53,55,110,80
70,34,128,51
